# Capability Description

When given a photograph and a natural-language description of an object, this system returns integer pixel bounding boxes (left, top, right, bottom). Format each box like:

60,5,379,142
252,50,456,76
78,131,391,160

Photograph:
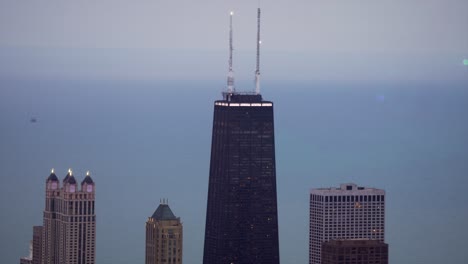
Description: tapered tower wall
203,95,280,264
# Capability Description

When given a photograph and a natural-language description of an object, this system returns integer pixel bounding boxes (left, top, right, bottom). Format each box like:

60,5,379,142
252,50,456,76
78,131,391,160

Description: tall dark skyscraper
203,8,280,264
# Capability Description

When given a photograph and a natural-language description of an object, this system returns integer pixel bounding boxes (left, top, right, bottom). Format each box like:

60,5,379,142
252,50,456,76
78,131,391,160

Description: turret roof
47,172,58,182
81,173,94,185
63,170,76,185
151,204,177,220
63,172,71,183
67,175,76,184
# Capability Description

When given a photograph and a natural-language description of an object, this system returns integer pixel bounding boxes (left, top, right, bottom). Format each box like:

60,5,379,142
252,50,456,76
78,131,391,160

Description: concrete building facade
309,183,385,264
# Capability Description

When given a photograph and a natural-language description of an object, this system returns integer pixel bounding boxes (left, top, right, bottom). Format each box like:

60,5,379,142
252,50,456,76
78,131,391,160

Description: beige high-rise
42,169,96,264
145,201,183,264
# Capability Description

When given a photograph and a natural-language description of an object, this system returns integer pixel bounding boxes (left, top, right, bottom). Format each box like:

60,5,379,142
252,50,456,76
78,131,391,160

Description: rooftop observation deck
216,92,273,107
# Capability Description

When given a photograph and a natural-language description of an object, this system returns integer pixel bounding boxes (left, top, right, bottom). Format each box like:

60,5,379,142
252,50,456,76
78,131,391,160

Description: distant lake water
1,79,467,264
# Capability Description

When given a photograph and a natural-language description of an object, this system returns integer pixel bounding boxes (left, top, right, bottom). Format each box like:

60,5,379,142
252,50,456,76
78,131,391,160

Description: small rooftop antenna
227,11,235,93
254,8,261,94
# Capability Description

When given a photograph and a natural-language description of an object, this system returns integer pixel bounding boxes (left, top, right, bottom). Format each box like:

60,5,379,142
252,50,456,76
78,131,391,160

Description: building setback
42,169,96,264
145,201,183,264
321,239,388,264
310,183,385,264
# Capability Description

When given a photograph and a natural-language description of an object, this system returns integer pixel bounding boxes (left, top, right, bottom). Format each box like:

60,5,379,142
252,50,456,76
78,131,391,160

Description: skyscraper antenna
227,11,235,93
255,8,261,94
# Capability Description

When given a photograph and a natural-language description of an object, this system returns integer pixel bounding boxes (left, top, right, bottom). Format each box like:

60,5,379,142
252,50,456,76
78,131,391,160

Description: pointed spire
63,168,76,185
255,8,261,94
68,173,76,185
63,168,71,183
227,11,235,93
47,168,58,182
82,170,94,185
151,202,177,220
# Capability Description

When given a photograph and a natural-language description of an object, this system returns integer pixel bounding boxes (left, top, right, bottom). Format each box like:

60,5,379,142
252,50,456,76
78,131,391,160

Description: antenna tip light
51,168,54,174
230,11,234,16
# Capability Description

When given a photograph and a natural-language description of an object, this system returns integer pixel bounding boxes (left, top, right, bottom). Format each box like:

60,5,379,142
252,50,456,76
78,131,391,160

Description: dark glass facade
203,93,280,264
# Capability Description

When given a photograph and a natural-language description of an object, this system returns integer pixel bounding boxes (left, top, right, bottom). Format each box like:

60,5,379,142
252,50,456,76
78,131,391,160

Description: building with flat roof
309,183,385,264
321,239,388,264
203,8,280,264
203,92,280,264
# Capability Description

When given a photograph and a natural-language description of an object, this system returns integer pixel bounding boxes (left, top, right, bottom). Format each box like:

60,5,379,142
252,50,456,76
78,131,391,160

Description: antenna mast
255,8,261,94
227,11,235,93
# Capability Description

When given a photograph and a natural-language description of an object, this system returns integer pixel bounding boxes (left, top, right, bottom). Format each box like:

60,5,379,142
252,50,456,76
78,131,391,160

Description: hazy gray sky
1,1,468,263
2,80,468,264
0,0,467,80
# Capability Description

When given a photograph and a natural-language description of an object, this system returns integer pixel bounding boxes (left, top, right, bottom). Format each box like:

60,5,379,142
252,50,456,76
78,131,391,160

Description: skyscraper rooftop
146,201,183,264
311,183,384,195
151,203,178,221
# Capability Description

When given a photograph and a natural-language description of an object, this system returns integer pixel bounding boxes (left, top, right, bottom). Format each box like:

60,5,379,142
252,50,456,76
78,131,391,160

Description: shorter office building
321,239,388,264
146,200,183,264
310,183,385,264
